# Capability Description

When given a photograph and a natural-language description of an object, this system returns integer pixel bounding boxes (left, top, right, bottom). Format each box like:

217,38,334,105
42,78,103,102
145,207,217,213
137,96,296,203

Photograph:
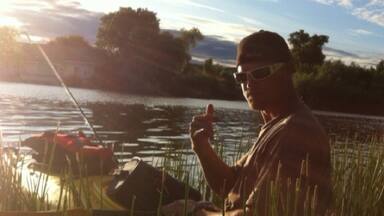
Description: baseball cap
236,30,292,66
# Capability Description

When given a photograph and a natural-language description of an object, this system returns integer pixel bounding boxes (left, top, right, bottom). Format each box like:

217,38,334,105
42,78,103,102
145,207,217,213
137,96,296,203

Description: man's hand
189,104,215,152
161,199,197,216
162,200,220,216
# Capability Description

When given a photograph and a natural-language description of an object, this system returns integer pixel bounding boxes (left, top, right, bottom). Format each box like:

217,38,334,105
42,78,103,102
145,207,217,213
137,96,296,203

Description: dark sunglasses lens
250,67,271,79
234,73,247,83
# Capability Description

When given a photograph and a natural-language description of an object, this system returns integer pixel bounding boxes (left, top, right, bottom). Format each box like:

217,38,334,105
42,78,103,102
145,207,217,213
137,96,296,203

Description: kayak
3,134,201,216
7,153,124,211
2,152,160,215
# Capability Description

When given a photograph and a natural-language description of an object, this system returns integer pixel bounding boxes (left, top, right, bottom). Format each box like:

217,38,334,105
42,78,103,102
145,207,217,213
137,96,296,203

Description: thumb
205,104,214,120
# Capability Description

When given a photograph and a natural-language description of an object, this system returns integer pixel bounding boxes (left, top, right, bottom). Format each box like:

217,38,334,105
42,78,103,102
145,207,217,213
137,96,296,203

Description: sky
0,0,383,67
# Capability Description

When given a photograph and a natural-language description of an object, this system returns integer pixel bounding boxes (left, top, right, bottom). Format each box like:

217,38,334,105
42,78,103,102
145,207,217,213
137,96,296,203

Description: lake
1,81,383,163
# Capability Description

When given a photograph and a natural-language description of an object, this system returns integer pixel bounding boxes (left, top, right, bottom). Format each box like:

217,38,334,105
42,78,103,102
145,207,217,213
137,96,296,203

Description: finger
189,122,204,134
205,104,214,121
190,121,201,130
193,128,213,141
206,104,214,116
191,121,212,131
192,114,206,122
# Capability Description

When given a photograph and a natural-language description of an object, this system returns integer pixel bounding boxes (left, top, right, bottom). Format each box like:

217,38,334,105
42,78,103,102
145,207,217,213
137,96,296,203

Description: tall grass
158,134,384,215
1,130,384,215
0,141,109,213
331,139,384,215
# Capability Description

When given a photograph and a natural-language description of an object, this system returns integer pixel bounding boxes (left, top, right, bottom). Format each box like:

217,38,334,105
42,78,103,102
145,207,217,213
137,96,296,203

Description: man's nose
243,78,251,90
241,82,250,92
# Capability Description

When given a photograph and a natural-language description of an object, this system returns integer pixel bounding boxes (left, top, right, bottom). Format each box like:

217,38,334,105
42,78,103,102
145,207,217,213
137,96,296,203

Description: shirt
226,103,332,215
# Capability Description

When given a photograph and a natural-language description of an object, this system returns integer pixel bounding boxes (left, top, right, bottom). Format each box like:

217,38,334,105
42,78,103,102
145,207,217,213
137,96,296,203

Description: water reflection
1,82,384,164
88,102,261,162
0,93,260,163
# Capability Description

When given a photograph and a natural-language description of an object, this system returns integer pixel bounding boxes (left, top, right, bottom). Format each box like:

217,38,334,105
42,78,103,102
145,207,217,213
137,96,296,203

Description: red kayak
22,131,117,175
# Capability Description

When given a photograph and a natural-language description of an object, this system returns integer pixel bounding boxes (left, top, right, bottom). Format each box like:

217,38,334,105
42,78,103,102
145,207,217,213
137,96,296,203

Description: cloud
238,16,267,27
313,0,384,27
182,0,225,13
187,35,382,68
1,0,228,43
18,34,50,43
186,33,383,68
352,6,384,27
2,0,103,42
159,0,224,13
367,0,384,7
182,15,261,42
339,0,353,7
163,29,237,66
312,0,353,7
191,35,236,62
324,46,383,67
349,28,374,35
324,46,360,58
313,0,334,6
0,16,24,27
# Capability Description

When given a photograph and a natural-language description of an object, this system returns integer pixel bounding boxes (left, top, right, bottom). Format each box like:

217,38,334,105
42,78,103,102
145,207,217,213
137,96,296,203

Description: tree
376,60,384,73
180,27,204,49
288,30,329,66
152,32,190,73
203,58,214,74
0,26,22,80
96,7,203,77
48,35,91,48
96,7,160,55
0,26,20,64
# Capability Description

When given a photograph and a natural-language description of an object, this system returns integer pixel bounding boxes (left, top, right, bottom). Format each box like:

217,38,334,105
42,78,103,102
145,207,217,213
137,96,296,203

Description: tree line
288,30,384,115
92,7,242,99
1,7,384,115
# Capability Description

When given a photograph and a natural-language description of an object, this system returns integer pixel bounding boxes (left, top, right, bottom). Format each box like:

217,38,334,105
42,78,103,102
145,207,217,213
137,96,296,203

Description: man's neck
260,94,301,124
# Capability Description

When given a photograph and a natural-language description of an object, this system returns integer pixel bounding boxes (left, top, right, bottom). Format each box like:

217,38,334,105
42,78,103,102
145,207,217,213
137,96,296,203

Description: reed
1,130,384,215
159,134,384,215
0,139,101,213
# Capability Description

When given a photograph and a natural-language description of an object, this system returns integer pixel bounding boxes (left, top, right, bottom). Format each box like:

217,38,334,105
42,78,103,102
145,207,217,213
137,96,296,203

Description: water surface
1,82,383,163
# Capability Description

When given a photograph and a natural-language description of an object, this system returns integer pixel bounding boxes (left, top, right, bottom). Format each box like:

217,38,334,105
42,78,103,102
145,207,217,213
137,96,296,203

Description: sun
0,0,23,28
0,16,23,29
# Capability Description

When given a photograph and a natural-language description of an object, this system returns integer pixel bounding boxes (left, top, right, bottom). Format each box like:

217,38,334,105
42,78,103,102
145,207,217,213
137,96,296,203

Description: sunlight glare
0,16,23,28
78,0,131,13
18,34,49,43
0,0,12,13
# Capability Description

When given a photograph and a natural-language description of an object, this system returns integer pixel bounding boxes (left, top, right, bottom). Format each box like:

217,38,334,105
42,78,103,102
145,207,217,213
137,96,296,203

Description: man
163,30,332,215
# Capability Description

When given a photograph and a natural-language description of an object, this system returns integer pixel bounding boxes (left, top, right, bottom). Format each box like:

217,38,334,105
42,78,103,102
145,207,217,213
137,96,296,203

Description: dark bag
106,157,202,213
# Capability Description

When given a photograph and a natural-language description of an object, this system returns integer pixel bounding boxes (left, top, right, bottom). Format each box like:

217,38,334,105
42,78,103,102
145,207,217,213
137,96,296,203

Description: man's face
236,61,286,110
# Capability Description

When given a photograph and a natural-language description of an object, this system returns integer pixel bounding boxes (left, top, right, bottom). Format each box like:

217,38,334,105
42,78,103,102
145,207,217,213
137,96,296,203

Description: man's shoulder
284,104,325,135
273,104,329,152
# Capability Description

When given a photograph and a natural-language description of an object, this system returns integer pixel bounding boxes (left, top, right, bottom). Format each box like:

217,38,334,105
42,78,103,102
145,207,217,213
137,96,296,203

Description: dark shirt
227,103,332,215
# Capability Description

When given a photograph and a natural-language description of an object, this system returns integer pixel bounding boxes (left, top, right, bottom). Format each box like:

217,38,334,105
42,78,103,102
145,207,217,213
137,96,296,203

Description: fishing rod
22,31,104,146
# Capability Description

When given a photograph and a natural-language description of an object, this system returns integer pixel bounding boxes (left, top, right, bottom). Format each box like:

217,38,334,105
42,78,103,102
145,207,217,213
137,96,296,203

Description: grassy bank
1,132,384,215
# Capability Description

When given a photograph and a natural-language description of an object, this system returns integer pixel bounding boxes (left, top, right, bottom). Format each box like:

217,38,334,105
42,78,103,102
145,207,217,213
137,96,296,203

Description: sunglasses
233,62,285,84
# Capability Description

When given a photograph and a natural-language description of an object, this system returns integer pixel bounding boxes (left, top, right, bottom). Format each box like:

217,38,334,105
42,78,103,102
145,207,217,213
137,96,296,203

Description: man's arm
190,104,237,197
196,208,244,216
193,138,236,197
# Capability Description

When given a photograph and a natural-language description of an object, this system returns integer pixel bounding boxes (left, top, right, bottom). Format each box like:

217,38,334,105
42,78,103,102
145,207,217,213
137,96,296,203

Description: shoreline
1,80,384,118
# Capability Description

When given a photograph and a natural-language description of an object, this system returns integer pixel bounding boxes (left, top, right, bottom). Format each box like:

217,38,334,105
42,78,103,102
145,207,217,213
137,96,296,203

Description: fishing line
21,10,184,147
22,31,104,146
